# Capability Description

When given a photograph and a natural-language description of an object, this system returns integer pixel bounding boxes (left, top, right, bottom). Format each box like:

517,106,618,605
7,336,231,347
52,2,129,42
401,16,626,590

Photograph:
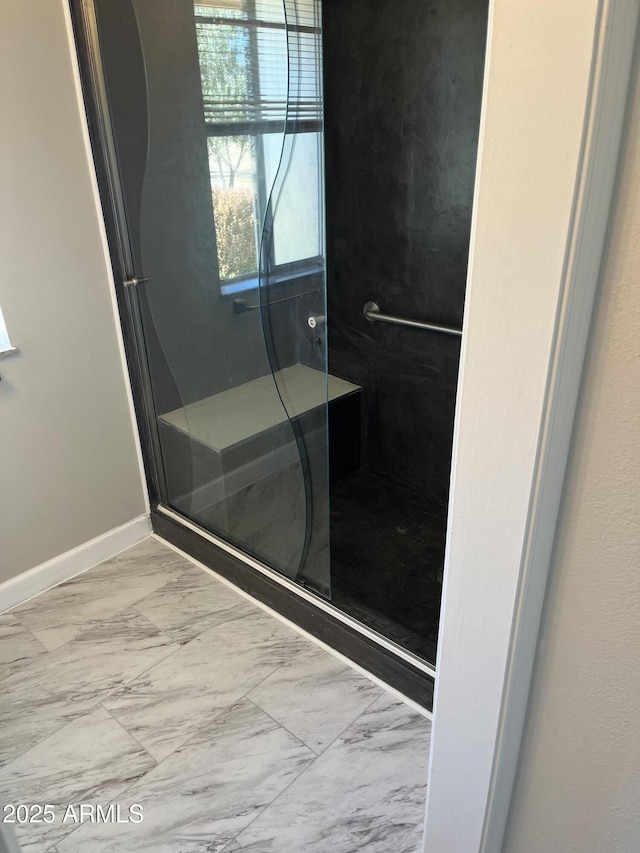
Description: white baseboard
0,514,151,613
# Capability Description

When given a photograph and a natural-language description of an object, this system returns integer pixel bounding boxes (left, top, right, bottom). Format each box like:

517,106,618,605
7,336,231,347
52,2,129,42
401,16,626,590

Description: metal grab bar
363,301,462,338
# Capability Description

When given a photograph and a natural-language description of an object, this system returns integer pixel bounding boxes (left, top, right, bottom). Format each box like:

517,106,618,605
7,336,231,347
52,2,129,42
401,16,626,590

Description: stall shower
72,0,488,701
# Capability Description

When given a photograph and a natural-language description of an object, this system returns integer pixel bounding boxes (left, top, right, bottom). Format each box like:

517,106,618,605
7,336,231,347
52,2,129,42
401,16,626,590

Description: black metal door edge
69,0,162,507
151,508,435,710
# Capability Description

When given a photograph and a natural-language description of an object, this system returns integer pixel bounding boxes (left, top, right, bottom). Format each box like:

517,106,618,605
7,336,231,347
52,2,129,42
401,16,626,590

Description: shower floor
329,470,447,664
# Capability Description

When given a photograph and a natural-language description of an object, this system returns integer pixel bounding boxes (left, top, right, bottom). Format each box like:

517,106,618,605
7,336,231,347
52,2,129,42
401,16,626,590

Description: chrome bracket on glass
307,313,326,329
123,276,153,288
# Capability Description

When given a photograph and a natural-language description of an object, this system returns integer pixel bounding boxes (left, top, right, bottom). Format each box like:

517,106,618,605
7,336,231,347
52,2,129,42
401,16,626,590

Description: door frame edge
424,2,639,851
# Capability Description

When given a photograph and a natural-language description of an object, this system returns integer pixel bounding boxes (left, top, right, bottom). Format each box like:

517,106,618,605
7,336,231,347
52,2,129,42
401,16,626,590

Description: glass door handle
123,276,153,288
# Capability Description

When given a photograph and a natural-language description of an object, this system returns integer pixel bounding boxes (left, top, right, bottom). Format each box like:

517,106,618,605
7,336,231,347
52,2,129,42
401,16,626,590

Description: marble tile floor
0,537,430,853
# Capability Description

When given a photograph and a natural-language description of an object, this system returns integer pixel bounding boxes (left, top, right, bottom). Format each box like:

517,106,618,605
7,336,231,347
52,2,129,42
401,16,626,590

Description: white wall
503,34,640,853
0,0,147,584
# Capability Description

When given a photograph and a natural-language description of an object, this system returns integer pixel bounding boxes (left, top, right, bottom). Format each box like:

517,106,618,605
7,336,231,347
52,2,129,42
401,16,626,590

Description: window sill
220,261,324,298
0,346,19,359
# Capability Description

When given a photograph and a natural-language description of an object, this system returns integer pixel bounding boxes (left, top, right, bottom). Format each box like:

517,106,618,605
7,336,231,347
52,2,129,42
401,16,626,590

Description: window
194,0,323,294
0,303,15,355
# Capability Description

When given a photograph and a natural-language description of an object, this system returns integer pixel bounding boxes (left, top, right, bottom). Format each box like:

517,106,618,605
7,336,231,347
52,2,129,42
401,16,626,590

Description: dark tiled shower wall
323,0,488,504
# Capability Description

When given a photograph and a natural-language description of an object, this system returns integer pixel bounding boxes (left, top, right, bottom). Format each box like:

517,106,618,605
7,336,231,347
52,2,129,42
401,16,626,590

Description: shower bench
157,364,361,564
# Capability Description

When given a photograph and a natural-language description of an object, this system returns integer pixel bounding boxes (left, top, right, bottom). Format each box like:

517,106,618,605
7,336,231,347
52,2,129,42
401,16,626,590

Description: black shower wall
323,0,488,505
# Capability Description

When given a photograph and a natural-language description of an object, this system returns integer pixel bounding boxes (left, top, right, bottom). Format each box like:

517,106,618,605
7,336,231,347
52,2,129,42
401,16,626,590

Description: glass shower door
90,0,330,595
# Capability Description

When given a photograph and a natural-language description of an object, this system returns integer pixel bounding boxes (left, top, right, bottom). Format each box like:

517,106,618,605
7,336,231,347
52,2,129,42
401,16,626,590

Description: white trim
153,531,433,721
61,0,150,515
424,2,639,852
157,504,437,679
0,515,151,613
481,3,639,848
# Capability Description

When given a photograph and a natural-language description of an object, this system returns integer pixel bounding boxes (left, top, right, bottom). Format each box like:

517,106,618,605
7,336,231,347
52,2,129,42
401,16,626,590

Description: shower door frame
67,0,437,709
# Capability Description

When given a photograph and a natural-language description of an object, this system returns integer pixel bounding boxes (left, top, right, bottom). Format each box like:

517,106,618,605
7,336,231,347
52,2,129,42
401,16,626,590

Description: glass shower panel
254,0,330,593
92,0,329,595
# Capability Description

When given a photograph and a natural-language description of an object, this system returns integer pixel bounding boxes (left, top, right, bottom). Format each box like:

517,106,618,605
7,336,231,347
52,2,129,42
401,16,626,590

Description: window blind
194,0,322,133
